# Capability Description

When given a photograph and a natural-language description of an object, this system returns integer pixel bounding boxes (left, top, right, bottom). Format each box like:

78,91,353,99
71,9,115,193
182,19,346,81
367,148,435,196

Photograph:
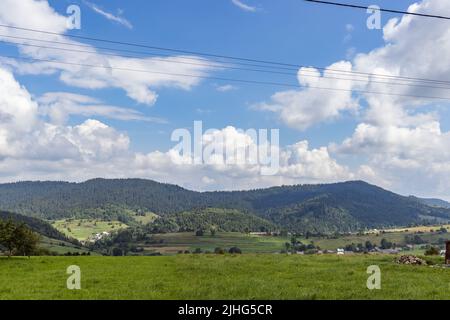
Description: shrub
424,246,440,256
214,247,225,254
228,247,242,254
112,247,123,256
380,238,393,249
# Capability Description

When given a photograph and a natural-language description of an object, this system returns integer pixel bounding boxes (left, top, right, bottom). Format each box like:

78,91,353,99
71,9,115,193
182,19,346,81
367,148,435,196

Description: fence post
446,241,450,265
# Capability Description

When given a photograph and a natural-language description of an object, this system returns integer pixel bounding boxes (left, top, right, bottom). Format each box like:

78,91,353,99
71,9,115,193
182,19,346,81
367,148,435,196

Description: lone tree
0,220,16,257
13,224,40,257
0,220,40,257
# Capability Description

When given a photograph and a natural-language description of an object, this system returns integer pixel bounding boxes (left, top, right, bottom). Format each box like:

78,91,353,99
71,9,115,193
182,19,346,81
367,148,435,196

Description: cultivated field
139,228,450,254
381,224,450,234
141,232,290,254
0,255,448,300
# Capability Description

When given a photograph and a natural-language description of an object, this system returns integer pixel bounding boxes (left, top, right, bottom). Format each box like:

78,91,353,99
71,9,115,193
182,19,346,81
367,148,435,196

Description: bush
195,229,204,237
380,238,393,249
34,247,52,256
405,234,426,245
228,247,242,254
424,246,440,256
214,247,225,254
112,247,123,256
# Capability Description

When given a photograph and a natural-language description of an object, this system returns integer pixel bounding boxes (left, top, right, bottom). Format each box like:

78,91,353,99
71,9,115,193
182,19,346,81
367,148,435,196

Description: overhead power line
304,0,450,20
4,39,450,91
2,53,450,102
0,23,307,68
1,23,450,87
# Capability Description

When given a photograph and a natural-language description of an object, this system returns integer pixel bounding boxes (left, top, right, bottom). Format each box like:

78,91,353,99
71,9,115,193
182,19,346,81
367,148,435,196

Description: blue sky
35,0,408,151
1,0,450,199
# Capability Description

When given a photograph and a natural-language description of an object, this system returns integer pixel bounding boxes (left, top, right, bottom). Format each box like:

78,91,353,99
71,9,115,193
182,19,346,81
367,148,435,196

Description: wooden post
446,241,450,265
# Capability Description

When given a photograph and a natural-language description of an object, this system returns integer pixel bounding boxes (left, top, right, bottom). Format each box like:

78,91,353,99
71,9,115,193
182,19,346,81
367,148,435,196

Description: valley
0,179,449,257
1,178,449,301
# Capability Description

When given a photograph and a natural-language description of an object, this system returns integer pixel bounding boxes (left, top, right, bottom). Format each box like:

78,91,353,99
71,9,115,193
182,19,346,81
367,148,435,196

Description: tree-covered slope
146,208,277,233
0,179,448,233
0,179,202,219
210,181,450,231
0,211,72,242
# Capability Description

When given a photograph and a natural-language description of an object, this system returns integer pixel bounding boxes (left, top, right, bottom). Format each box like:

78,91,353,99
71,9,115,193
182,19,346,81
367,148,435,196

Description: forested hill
0,179,202,219
0,179,448,233
0,211,72,242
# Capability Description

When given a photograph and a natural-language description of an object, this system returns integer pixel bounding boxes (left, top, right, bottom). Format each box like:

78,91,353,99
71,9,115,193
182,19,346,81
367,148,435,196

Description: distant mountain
411,196,450,209
0,179,448,233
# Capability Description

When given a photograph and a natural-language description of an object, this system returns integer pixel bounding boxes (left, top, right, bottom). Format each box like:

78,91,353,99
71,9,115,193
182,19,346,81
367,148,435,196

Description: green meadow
39,236,96,255
141,232,290,254
137,229,450,254
52,219,128,241
0,254,448,300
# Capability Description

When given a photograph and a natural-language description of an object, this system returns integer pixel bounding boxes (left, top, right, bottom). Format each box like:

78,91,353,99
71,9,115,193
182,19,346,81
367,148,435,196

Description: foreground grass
0,255,449,300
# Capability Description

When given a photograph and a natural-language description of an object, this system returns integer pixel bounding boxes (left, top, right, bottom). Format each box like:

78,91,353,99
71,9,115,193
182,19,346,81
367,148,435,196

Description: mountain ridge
0,179,448,233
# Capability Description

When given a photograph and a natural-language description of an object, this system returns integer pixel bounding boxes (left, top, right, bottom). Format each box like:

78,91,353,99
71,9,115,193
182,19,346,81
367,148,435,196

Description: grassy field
371,224,450,234
136,229,450,255
310,230,450,251
140,232,290,254
133,212,159,224
0,255,448,300
52,219,128,241
39,237,100,256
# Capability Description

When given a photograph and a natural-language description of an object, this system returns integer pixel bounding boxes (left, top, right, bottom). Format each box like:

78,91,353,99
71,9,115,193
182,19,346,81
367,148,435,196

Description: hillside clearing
52,219,128,241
